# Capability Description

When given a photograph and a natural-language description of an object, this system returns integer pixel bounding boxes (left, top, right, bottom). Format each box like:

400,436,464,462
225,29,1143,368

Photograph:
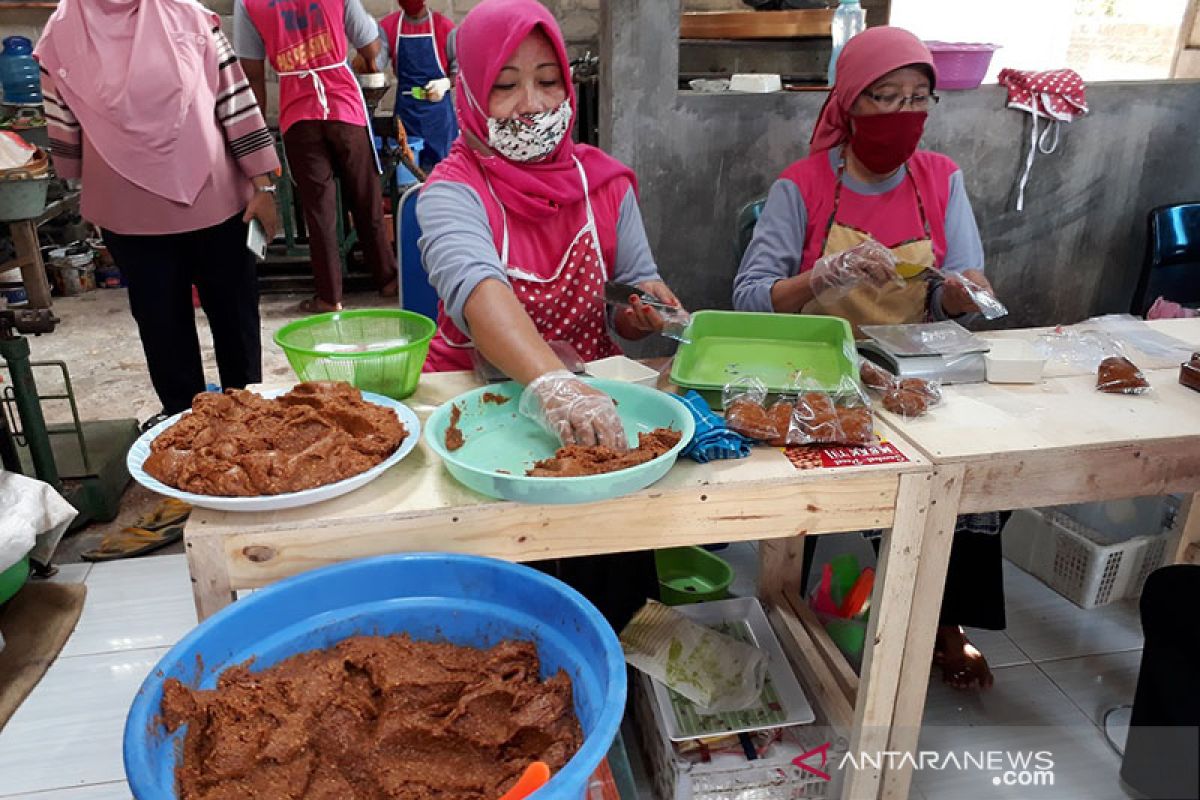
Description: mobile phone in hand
246,218,268,261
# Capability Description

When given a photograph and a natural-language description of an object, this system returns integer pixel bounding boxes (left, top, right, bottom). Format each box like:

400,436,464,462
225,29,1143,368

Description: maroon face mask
848,111,927,175
399,0,427,15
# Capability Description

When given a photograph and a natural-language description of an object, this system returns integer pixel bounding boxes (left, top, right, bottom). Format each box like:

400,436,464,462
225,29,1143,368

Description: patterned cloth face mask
487,99,573,162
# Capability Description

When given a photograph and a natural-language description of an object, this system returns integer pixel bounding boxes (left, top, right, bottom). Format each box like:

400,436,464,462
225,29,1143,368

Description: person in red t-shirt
380,0,459,170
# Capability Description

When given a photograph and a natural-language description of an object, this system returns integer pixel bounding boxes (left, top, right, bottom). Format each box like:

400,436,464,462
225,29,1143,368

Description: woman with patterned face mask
417,0,682,628
734,27,1007,692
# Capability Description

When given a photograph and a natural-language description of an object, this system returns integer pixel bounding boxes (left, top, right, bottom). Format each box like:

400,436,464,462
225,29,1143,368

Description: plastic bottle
827,0,866,86
0,37,43,105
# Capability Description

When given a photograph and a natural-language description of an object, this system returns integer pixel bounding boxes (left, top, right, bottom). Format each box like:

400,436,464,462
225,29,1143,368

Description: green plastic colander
273,310,436,400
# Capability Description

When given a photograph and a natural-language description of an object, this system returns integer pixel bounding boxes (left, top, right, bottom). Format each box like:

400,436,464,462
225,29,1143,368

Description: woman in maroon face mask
734,27,1008,693
733,26,997,330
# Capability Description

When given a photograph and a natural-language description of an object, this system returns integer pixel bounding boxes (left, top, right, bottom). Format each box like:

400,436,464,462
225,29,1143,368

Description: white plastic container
983,338,1046,383
729,73,782,94
586,355,660,387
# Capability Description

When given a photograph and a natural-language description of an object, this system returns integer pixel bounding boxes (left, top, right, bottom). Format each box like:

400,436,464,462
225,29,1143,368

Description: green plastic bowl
273,310,436,400
0,554,30,605
423,378,694,504
654,546,734,605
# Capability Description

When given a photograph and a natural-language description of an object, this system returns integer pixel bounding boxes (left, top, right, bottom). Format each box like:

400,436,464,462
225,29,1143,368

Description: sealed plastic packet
722,376,780,441
787,374,876,446
857,359,941,419
1097,356,1150,395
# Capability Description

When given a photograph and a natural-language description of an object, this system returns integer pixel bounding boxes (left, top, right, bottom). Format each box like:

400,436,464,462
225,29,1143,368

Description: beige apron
802,160,937,337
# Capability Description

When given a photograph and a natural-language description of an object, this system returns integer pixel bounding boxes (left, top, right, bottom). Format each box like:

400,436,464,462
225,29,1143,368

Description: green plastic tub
670,311,858,406
273,309,436,400
0,554,30,605
654,546,734,605
423,378,694,504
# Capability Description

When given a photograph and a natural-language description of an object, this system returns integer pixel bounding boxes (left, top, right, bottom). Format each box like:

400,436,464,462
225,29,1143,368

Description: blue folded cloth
674,391,753,463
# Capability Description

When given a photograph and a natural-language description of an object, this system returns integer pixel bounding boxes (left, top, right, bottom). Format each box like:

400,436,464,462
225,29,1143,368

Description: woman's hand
519,370,627,450
941,269,994,317
810,239,901,300
616,280,684,338
243,189,279,242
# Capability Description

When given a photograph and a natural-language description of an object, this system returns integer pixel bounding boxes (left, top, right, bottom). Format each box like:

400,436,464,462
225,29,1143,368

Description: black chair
1131,203,1200,316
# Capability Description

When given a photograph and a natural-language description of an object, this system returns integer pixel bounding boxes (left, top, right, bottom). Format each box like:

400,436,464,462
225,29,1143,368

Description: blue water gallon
0,37,42,105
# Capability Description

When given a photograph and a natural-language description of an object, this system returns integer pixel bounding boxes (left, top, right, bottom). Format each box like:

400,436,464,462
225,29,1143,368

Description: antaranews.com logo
794,743,1056,788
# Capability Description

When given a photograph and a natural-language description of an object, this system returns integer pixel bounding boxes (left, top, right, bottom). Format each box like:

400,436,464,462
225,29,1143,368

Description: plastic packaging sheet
620,600,766,714
860,321,988,357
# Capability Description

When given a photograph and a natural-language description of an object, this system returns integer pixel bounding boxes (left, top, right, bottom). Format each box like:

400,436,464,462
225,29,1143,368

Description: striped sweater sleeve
212,27,279,179
40,67,82,180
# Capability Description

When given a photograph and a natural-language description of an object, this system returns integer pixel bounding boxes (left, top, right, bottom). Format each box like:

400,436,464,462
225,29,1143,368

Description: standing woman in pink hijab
735,27,1006,690
418,0,683,627
36,0,280,424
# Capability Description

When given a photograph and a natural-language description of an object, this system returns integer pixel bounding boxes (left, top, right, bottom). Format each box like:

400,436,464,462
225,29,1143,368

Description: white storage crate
1002,503,1179,609
633,674,846,800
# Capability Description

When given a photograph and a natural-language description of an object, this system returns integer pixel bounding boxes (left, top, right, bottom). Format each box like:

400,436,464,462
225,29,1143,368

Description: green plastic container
654,546,734,605
0,554,30,605
273,310,436,400
670,311,858,406
423,378,694,505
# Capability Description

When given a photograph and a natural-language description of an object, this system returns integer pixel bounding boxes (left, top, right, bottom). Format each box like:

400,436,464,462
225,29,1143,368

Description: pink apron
425,158,622,372
243,0,376,165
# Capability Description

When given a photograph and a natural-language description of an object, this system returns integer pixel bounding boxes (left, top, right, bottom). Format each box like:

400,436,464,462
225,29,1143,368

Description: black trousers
532,551,659,633
1122,564,1200,799
103,213,262,415
799,512,1009,632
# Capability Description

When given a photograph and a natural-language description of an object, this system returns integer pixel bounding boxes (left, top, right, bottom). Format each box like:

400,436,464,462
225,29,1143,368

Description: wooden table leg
758,535,806,600
880,465,966,800
186,531,234,622
1175,492,1200,566
842,471,935,799
11,220,51,309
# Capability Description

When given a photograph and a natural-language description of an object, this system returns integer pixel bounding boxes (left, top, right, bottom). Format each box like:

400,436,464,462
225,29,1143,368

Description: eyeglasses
862,91,940,113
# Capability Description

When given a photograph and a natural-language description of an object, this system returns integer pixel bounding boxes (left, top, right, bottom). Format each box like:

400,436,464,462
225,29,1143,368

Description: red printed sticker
785,438,910,470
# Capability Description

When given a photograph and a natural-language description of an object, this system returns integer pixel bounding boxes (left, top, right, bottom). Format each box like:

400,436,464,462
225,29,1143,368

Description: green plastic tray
654,546,734,605
0,554,30,605
671,311,858,403
424,378,694,504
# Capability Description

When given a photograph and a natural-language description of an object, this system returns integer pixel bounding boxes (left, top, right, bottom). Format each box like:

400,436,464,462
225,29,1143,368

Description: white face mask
487,99,573,162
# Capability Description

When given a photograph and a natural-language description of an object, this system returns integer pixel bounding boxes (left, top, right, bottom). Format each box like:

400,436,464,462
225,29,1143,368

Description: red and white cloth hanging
997,68,1088,212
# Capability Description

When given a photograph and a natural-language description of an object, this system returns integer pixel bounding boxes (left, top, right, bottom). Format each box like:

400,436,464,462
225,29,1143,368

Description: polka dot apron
431,157,621,365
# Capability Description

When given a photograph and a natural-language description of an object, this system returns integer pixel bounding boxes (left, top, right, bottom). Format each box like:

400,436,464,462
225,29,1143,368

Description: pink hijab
425,0,635,228
35,0,224,205
810,26,938,154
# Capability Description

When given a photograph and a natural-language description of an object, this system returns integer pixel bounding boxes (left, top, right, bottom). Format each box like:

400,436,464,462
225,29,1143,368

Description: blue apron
394,14,458,170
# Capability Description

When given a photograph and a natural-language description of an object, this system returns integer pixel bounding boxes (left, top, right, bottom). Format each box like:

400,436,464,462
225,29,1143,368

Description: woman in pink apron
417,0,682,628
734,27,1007,691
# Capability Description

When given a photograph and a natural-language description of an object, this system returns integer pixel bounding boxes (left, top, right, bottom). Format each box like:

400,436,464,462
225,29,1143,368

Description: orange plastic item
498,762,551,800
839,567,875,619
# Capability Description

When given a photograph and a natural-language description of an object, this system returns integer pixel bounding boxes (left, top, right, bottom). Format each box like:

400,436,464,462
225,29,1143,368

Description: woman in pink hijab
36,0,279,424
418,0,683,452
418,0,681,627
735,26,1006,691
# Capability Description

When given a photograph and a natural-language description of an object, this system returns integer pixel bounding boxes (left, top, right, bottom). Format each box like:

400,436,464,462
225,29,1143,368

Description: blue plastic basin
123,554,626,799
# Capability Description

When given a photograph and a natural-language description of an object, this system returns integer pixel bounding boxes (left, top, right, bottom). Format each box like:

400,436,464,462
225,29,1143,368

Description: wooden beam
680,9,834,40
765,592,855,734
1172,0,1200,77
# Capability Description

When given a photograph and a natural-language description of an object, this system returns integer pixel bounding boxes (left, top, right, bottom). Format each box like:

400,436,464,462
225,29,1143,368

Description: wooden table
184,369,937,799
876,318,1200,800
1,191,82,310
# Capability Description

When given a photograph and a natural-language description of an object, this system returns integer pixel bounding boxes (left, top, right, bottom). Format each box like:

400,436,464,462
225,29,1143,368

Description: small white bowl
357,72,388,90
586,355,660,387
984,339,1046,383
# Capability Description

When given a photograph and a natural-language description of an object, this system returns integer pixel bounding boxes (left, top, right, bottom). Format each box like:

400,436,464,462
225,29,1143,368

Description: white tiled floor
0,549,1147,799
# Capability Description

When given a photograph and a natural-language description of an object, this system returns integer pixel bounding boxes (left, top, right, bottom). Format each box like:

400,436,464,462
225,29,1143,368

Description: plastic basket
654,546,734,605
273,309,435,400
1002,507,1178,609
924,42,1000,90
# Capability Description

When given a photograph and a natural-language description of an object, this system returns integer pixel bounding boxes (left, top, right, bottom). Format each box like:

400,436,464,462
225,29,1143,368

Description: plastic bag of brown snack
786,376,876,446
859,359,941,418
1097,356,1150,395
722,376,780,441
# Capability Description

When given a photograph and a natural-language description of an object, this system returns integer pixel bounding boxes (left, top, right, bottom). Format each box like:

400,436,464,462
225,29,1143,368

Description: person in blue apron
380,0,459,171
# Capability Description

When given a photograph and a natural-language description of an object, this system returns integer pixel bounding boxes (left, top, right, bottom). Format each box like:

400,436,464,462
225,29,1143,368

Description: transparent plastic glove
424,77,452,102
519,370,628,451
810,239,903,301
945,271,1008,320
